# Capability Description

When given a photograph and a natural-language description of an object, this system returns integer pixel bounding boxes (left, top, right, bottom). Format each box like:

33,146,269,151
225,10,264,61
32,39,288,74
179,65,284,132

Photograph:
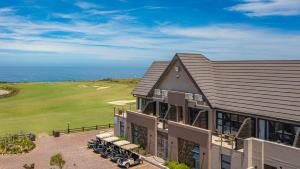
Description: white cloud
0,7,14,14
0,5,300,62
227,0,300,17
75,1,100,9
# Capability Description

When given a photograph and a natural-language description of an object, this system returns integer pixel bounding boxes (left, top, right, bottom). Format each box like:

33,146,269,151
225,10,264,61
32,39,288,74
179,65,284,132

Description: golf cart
106,140,130,161
117,144,143,168
92,132,113,153
99,136,119,157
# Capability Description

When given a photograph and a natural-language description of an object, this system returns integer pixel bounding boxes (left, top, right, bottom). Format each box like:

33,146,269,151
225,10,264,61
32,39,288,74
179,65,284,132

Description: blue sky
0,0,300,66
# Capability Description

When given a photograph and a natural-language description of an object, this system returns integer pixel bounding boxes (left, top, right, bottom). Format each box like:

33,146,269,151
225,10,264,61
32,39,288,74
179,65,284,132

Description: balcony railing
212,133,245,150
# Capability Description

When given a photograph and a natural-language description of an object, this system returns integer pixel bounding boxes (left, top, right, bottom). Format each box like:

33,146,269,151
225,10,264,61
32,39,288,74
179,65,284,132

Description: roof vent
161,90,168,98
154,89,161,96
185,93,193,100
194,94,203,102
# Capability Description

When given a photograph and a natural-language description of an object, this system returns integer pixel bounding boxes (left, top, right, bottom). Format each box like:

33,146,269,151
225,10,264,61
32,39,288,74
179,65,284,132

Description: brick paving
0,130,159,169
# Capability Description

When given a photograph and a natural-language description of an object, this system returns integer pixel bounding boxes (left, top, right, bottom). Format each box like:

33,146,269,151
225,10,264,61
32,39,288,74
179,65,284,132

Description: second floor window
216,111,256,136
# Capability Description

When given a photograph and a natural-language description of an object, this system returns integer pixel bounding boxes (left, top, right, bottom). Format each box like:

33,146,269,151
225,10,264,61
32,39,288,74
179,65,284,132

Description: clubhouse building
114,53,300,169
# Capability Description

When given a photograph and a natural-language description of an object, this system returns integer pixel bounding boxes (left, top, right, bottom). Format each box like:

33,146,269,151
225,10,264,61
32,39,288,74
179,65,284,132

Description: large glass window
159,102,168,119
189,108,208,129
221,154,231,169
216,111,256,136
259,119,300,145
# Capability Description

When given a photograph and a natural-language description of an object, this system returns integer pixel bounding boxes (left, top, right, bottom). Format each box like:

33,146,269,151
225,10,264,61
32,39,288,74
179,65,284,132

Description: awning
121,143,139,150
103,136,119,143
113,140,130,147
96,132,113,139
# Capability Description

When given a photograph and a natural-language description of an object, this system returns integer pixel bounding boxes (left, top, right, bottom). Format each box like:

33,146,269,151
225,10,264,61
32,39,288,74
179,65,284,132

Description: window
221,154,231,169
159,102,168,119
120,121,124,137
189,108,208,129
216,111,256,136
132,124,139,144
138,97,151,110
192,146,200,169
259,119,300,145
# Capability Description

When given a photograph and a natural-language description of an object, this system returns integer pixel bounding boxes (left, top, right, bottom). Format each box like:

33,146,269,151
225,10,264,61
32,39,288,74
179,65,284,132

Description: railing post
109,123,111,128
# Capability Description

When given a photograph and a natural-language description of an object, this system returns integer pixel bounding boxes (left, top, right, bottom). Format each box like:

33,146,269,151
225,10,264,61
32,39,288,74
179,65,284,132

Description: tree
50,153,65,169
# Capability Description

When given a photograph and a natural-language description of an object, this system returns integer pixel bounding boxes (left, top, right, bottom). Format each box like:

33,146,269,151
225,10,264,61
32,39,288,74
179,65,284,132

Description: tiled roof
133,61,169,96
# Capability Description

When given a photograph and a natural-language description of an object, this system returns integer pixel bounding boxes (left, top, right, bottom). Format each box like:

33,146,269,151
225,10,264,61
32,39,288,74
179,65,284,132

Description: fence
52,123,114,137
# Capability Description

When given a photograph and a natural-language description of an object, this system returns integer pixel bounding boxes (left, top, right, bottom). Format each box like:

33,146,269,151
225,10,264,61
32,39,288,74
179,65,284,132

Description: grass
0,79,138,135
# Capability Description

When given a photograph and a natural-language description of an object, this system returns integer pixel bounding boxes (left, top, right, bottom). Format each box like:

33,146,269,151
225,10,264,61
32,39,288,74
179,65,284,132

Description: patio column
176,106,179,122
156,101,160,118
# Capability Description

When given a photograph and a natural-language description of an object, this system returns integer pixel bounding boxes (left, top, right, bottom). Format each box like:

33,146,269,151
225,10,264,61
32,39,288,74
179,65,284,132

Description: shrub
0,135,35,154
50,153,66,169
165,161,190,169
23,163,35,169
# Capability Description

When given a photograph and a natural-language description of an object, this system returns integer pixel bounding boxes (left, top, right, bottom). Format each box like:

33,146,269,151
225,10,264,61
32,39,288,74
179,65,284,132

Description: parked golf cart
87,138,99,149
117,144,143,168
106,140,130,161
99,136,119,157
92,132,113,153
89,132,113,148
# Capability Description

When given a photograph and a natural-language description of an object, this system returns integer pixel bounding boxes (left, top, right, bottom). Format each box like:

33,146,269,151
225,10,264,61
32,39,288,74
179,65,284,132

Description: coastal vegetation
0,79,138,135
0,135,35,154
165,161,190,169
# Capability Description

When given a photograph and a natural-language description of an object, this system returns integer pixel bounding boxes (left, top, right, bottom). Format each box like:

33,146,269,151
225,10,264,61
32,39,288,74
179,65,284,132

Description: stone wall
178,138,198,168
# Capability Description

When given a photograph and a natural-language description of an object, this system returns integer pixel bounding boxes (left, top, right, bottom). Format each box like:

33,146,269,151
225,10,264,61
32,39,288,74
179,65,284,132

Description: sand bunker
108,100,136,106
78,85,88,88
0,89,10,96
96,86,110,90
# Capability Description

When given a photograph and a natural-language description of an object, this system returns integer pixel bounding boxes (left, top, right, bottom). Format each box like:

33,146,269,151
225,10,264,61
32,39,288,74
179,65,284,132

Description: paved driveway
0,130,159,169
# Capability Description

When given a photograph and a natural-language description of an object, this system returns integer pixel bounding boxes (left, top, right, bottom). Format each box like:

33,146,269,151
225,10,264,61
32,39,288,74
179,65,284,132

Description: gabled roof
133,61,169,96
133,53,300,122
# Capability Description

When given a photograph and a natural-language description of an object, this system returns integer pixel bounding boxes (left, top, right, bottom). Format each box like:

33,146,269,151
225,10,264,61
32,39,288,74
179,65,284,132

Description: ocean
0,66,146,82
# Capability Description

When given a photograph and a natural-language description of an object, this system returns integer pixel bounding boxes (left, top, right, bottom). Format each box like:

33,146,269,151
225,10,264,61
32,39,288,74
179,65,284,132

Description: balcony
211,133,244,151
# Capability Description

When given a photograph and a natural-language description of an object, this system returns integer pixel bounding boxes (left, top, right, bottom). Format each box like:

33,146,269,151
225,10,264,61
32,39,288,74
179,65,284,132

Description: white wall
244,138,300,169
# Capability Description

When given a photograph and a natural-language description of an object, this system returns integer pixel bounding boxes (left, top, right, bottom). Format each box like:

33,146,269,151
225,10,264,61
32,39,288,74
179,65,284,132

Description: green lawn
0,79,137,135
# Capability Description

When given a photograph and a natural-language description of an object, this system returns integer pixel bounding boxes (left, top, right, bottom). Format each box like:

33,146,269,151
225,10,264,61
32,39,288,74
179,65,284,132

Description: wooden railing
52,123,114,136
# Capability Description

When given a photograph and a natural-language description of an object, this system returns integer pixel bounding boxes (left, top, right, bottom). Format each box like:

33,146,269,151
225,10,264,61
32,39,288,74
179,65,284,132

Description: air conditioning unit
161,90,168,98
185,93,193,100
194,94,203,102
154,89,161,96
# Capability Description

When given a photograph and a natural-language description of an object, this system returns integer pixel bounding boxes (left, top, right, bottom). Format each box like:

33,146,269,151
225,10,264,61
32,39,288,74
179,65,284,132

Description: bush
165,161,190,169
50,153,66,169
0,135,35,154
23,163,35,169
